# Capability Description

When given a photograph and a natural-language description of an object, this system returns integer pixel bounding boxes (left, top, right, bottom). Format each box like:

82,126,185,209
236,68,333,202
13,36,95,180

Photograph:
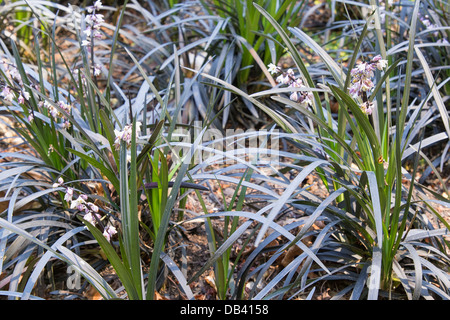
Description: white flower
93,14,104,25
267,63,279,75
276,74,290,85
52,177,64,188
23,91,30,100
93,64,102,76
94,0,103,10
64,187,74,202
87,0,102,13
113,122,142,150
377,60,388,70
83,26,92,37
1,86,15,102
70,195,86,211
371,55,388,71
84,212,101,225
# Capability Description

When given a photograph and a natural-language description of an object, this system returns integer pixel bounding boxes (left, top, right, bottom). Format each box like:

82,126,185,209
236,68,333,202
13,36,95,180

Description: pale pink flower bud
1,86,15,102
70,195,86,210
288,78,303,88
289,91,298,102
103,225,117,242
64,187,74,202
53,177,65,188
88,202,99,213
84,212,101,225
276,74,287,83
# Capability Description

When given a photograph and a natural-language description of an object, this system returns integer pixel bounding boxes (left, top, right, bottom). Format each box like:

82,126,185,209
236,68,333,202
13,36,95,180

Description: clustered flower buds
419,14,438,36
63,185,100,220
113,122,142,151
102,225,118,242
52,177,65,188
348,55,388,115
267,63,313,108
59,178,117,242
82,0,104,48
0,59,31,105
0,86,15,102
0,59,74,127
419,13,447,42
38,99,72,128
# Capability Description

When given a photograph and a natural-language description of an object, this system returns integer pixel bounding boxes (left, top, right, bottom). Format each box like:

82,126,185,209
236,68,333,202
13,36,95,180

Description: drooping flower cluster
38,99,72,129
0,59,31,104
81,0,104,48
267,63,313,108
102,225,118,242
419,14,439,36
67,1,105,90
63,186,100,223
113,122,142,151
348,55,388,115
419,13,448,43
58,178,117,242
0,58,74,127
0,86,15,102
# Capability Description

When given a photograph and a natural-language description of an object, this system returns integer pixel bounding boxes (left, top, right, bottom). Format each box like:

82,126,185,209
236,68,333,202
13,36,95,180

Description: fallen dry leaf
84,285,103,300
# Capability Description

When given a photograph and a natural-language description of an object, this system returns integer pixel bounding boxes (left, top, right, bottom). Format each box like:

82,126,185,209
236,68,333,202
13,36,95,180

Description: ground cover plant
0,0,449,300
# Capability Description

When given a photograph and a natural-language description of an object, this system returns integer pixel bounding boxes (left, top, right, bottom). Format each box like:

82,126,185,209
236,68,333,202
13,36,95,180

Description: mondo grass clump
0,0,449,301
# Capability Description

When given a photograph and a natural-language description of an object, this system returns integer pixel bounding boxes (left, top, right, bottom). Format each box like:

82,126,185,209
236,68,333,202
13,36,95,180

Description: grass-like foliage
0,0,449,300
